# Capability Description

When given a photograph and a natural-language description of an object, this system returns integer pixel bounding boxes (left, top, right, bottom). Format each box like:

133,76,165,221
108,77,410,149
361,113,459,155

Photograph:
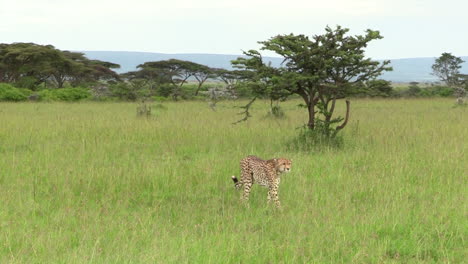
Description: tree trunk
325,97,336,122
307,99,315,130
194,78,206,96
53,74,65,88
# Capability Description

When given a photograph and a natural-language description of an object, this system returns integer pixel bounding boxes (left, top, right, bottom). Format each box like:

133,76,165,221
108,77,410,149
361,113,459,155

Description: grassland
0,99,466,263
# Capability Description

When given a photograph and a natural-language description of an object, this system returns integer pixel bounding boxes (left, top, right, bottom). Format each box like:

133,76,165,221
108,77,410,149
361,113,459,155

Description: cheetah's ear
274,158,278,163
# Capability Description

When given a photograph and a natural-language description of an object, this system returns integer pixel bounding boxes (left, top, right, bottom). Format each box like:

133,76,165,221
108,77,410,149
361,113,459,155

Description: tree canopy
0,43,120,89
232,25,392,137
129,59,218,100
432,53,465,87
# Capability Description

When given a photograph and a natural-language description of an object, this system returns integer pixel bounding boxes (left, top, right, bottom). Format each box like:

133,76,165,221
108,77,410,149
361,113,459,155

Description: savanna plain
0,98,466,263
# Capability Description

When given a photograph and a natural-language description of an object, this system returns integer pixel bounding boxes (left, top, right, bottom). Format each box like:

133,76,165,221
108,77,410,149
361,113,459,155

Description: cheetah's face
275,158,292,173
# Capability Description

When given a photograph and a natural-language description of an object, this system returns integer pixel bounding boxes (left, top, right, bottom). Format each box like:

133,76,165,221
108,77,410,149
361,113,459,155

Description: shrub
395,85,454,98
289,126,344,152
155,84,174,98
433,86,453,97
418,86,453,97
0,83,30,101
110,82,137,100
406,85,421,97
1,89,27,101
19,88,34,97
110,80,154,101
37,89,59,101
180,83,197,95
37,88,91,101
365,79,393,97
57,88,90,101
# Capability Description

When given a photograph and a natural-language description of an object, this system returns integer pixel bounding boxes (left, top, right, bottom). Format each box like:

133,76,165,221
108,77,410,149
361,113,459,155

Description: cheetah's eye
283,163,286,165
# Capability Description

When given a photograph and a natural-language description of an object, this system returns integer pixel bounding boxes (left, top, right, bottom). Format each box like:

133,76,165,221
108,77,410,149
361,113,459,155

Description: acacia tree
0,43,120,89
364,79,393,97
50,51,84,88
432,53,465,86
0,43,64,89
192,64,214,96
136,59,204,100
212,68,256,97
232,26,392,137
214,69,240,89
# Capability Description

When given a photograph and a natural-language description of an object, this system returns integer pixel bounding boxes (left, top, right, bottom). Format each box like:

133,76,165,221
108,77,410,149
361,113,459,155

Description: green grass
0,99,466,263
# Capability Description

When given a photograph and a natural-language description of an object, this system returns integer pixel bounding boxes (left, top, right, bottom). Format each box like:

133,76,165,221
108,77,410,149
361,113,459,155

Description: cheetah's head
274,158,292,173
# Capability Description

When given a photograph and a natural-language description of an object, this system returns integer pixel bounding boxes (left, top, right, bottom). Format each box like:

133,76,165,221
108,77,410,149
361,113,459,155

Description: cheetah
231,155,292,208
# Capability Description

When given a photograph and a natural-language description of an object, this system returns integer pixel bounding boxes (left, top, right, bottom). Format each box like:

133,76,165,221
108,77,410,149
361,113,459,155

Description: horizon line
78,50,468,61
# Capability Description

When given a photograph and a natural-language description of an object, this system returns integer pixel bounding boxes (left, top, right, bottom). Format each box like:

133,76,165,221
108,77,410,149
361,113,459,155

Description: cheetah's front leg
269,184,281,208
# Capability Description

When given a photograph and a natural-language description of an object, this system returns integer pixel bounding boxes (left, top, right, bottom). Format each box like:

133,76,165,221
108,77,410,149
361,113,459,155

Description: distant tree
213,69,238,88
406,82,421,96
0,43,63,89
110,79,150,101
86,60,120,82
432,53,465,86
50,51,83,88
67,55,120,87
136,59,203,100
0,43,120,89
192,65,214,96
365,79,393,97
212,68,255,97
232,26,391,137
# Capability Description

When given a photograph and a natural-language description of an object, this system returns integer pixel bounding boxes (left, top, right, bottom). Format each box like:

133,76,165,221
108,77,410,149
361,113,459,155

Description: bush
0,83,31,101
110,82,137,100
110,80,156,101
395,85,454,98
365,79,393,97
19,88,34,97
155,84,173,98
415,86,453,97
180,83,197,95
431,86,453,97
289,126,344,152
406,85,421,97
1,89,27,101
37,90,58,101
37,88,91,101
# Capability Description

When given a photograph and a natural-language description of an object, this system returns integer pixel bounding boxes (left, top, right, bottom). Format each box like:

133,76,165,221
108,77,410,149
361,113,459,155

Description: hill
82,51,468,83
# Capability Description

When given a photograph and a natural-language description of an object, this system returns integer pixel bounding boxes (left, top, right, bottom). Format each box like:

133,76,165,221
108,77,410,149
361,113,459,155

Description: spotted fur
231,155,292,208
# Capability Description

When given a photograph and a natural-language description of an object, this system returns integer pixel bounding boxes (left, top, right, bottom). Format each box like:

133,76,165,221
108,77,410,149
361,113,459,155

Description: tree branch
333,100,350,136
232,97,257,125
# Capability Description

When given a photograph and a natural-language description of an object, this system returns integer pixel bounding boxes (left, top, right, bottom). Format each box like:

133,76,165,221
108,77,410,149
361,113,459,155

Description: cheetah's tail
231,176,242,190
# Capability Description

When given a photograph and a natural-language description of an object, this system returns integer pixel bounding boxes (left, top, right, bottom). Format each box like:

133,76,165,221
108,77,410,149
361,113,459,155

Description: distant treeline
0,42,463,102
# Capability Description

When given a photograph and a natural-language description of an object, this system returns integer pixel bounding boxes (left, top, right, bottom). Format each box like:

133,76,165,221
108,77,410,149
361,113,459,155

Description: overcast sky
1,0,467,59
